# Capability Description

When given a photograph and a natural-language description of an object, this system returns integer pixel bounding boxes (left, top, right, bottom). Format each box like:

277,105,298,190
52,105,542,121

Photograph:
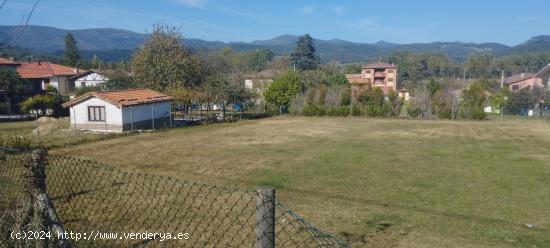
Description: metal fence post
255,187,275,248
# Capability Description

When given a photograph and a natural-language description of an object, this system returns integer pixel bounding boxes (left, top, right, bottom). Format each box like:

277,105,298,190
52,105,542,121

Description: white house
17,61,82,94
62,89,173,132
71,70,109,88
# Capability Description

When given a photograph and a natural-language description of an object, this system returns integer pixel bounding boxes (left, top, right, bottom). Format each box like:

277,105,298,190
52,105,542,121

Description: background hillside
2,25,550,63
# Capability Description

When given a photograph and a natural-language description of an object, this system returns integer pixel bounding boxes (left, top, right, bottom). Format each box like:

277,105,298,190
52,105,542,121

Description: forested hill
2,25,550,63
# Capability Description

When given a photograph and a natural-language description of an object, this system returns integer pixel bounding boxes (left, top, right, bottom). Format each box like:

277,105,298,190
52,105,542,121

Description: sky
0,0,549,46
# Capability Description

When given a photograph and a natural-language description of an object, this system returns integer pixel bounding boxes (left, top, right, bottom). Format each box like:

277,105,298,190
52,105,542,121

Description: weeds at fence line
0,147,349,248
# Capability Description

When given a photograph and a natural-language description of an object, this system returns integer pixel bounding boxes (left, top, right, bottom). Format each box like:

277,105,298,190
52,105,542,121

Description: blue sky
1,0,549,46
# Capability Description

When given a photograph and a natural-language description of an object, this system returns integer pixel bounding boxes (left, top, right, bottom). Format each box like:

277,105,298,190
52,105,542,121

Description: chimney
521,73,525,78
38,61,41,65
73,68,78,74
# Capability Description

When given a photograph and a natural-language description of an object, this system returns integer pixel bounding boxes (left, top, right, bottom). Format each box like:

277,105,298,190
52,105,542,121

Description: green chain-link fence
0,148,349,248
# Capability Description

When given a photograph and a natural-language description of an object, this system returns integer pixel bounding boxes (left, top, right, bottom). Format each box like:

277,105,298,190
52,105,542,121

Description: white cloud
171,0,207,8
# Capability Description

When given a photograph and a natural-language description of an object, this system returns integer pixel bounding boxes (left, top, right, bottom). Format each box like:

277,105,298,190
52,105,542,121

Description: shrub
327,106,349,117
303,104,325,116
352,105,361,116
470,107,486,120
1,132,33,150
407,105,421,118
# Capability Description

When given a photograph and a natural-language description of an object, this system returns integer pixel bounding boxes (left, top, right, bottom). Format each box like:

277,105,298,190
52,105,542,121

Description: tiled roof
362,62,397,69
345,74,368,84
0,58,20,65
62,89,173,108
534,64,550,78
17,62,80,79
504,73,535,85
69,70,104,80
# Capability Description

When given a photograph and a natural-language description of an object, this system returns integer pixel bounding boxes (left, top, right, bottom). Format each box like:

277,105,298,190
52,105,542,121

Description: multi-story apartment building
346,62,398,102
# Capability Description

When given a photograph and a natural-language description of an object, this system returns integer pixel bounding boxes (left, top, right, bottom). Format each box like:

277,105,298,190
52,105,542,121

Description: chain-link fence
0,148,349,248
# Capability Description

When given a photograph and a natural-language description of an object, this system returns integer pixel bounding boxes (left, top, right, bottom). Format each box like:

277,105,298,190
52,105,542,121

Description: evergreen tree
63,32,81,67
290,34,319,71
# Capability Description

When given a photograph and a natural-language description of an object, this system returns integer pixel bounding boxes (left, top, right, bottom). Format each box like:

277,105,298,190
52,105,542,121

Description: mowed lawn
54,117,550,248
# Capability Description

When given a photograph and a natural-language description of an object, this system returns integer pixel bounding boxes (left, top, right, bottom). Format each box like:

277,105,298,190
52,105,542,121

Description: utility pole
499,69,504,121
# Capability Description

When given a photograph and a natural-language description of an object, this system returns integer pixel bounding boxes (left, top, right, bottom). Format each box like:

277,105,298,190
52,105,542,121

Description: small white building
62,89,173,132
71,70,109,88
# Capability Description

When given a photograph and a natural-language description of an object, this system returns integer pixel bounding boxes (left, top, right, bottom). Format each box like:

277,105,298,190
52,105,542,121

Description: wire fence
0,148,349,248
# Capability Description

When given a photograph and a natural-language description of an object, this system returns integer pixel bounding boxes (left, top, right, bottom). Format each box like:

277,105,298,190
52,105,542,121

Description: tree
290,34,319,71
131,24,206,91
0,67,25,114
20,94,54,116
0,67,24,96
263,71,303,114
427,78,441,98
461,81,487,119
506,89,536,115
63,32,81,67
488,88,509,114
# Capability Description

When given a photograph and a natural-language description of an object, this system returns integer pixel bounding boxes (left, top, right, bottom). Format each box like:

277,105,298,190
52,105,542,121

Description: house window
387,69,393,73
88,106,105,122
512,85,519,91
365,70,372,74
366,78,372,83
388,78,394,82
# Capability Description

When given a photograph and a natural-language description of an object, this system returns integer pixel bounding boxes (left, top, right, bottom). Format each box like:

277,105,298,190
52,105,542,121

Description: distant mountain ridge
2,25,550,63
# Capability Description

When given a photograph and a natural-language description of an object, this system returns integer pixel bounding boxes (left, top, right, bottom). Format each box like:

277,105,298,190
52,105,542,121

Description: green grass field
38,117,550,247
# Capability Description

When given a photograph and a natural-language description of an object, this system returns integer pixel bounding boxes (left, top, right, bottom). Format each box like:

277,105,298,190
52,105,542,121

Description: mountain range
2,25,550,63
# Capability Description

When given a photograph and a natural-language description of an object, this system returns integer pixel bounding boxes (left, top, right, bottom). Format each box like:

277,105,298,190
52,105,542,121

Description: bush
470,107,486,120
327,106,349,117
303,104,325,116
407,105,421,118
1,132,33,150
352,105,361,116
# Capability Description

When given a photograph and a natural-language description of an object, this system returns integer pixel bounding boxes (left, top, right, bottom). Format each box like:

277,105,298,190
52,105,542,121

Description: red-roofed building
346,62,398,102
62,89,173,132
504,65,550,91
16,62,83,94
0,57,20,69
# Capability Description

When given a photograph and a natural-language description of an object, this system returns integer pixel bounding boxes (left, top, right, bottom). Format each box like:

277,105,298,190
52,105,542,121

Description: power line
0,0,7,11
0,0,41,50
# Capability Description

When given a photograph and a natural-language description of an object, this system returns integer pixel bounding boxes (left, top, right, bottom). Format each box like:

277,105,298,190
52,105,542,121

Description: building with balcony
345,62,398,102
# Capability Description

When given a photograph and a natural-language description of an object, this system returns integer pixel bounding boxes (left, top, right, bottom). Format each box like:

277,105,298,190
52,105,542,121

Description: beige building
346,62,398,102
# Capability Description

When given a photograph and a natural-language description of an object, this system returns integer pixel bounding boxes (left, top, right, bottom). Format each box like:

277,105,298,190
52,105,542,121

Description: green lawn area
0,119,120,148
44,117,550,247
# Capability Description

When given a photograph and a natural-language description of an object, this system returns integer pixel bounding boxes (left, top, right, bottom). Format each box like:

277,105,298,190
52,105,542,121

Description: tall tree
290,34,319,71
264,70,303,114
63,32,81,67
131,24,206,91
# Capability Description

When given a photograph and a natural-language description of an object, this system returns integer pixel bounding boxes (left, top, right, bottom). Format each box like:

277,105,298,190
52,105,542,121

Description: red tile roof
0,57,20,65
362,62,397,69
17,62,80,79
62,89,173,108
504,73,535,85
